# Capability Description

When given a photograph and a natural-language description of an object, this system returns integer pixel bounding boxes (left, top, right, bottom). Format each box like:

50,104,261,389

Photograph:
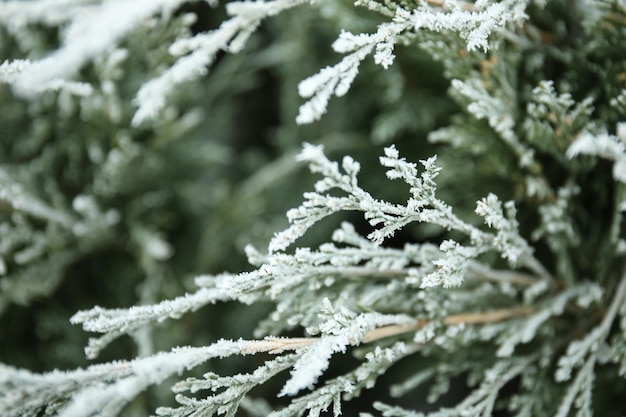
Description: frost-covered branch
70,284,231,358
0,59,30,84
273,342,417,417
16,307,421,417
555,272,626,382
133,0,311,125
3,1,626,416
495,282,603,358
0,340,255,417
270,144,550,287
296,0,530,123
156,354,298,417
0,0,95,29
374,356,534,417
8,0,203,98
0,168,75,228
451,78,536,168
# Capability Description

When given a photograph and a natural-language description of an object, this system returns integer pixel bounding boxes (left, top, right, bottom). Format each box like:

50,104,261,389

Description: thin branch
364,305,534,342
242,337,320,354
362,323,425,343
245,305,535,351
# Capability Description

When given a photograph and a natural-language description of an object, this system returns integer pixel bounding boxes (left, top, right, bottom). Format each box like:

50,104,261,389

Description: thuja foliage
2,0,626,416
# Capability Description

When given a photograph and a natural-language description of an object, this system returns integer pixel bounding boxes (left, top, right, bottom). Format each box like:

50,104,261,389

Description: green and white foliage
2,1,626,417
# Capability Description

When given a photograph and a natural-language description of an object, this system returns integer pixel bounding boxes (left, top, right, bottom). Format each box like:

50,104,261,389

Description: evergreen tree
1,1,626,416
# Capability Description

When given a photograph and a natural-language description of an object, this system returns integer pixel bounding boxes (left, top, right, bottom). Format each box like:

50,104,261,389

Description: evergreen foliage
1,0,626,416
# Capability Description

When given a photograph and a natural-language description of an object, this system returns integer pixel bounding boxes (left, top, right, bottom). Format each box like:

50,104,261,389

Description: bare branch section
247,305,535,349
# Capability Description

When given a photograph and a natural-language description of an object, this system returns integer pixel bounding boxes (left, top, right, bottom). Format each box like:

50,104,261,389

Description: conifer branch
1,1,625,416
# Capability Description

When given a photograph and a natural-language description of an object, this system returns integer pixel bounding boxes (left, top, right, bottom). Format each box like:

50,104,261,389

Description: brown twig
363,305,535,342
245,305,535,353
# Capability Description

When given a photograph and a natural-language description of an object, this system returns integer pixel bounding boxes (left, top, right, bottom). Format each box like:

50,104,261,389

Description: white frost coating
567,128,626,190
475,194,533,265
4,337,326,417
567,131,625,160
280,337,336,396
71,284,230,358
0,0,93,30
296,11,413,124
134,0,311,125
296,51,369,124
422,240,480,288
57,340,251,417
452,78,535,168
3,2,623,417
132,19,240,126
10,0,200,98
0,59,31,84
532,183,579,247
617,122,626,143
1,341,253,417
268,144,549,284
2,59,91,96
71,287,228,334
296,0,530,124
410,1,527,52
280,301,415,396
0,168,75,228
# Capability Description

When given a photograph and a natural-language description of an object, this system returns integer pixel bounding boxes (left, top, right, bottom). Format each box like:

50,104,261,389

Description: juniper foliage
1,1,626,417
